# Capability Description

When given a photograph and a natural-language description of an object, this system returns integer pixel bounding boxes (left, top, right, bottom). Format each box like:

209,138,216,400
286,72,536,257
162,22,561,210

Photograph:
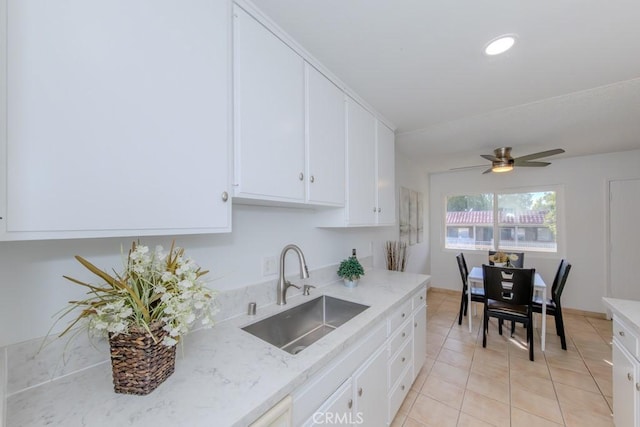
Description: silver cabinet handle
415,322,418,328
402,357,406,362
358,387,363,397
373,207,377,212
401,385,405,391
348,399,353,409
221,191,229,202
298,172,304,181
628,373,634,381
619,331,625,336
636,383,640,391
401,313,405,318
402,332,406,338
310,175,315,183
378,207,381,212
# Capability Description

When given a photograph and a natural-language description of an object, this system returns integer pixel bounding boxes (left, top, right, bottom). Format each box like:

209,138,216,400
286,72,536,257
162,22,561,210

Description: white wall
429,149,640,313
0,205,398,347
395,151,430,275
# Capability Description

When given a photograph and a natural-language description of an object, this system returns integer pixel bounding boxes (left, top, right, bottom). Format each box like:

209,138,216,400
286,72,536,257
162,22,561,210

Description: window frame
443,185,564,257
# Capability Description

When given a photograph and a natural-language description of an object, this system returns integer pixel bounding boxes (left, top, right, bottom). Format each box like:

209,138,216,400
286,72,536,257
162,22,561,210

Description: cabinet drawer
388,319,411,359
389,299,412,334
388,365,413,423
613,317,639,358
412,287,426,310
389,338,412,388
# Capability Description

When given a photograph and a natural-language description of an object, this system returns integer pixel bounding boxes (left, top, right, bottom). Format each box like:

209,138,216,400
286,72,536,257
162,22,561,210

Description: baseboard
563,307,608,320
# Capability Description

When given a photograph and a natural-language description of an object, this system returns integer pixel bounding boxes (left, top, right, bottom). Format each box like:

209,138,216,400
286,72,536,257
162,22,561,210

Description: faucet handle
286,280,300,290
303,285,316,296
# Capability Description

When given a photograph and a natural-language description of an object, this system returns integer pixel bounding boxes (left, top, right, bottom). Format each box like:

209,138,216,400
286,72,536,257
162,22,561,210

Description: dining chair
457,253,485,325
488,250,525,268
482,264,536,361
532,259,572,350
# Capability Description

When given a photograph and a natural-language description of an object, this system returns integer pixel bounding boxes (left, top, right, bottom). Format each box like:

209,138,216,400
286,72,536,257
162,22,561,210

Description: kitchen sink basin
242,295,369,355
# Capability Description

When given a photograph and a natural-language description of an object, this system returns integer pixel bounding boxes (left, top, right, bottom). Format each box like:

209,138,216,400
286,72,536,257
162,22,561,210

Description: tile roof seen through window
446,210,547,225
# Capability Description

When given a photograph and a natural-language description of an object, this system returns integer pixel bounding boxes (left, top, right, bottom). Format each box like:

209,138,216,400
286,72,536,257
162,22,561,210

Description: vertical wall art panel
417,191,424,243
399,187,410,243
400,186,423,246
409,190,418,245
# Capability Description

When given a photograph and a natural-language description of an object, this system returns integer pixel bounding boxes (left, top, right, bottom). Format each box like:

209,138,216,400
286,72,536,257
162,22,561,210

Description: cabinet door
346,98,376,225
413,304,427,380
353,346,388,427
303,379,353,427
306,64,345,206
233,6,305,203
613,340,638,427
376,121,396,225
2,0,231,239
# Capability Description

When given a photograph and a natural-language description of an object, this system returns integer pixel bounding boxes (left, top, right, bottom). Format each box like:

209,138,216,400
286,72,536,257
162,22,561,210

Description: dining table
467,266,548,351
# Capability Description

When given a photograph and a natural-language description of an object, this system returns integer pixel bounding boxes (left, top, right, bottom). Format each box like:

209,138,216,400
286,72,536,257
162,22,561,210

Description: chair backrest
488,251,525,268
456,253,469,291
482,264,535,306
551,259,572,303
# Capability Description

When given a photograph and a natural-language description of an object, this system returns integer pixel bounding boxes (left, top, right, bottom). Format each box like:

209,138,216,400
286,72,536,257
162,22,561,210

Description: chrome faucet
277,244,310,305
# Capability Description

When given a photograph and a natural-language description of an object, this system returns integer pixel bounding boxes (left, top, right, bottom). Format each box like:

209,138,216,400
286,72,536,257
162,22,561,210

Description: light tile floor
392,289,614,427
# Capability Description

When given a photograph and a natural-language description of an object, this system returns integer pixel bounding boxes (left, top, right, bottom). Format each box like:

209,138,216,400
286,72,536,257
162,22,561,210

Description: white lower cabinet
303,347,387,427
612,316,640,426
413,296,428,380
294,285,427,427
353,346,388,425
250,396,293,427
304,379,353,427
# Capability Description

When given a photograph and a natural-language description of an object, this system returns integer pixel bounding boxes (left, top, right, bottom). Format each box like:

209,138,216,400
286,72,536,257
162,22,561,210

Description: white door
306,64,345,206
4,0,231,238
376,121,396,225
233,6,305,202
303,379,353,427
609,179,640,300
612,341,638,427
353,346,387,427
346,98,376,225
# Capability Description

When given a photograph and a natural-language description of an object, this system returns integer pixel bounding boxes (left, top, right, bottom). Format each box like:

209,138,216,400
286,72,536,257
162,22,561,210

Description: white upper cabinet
346,98,377,225
376,121,396,225
318,97,395,227
305,64,345,207
233,5,305,203
0,0,232,240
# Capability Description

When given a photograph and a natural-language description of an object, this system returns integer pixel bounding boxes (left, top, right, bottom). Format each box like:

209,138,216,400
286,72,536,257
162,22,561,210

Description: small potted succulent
337,256,365,288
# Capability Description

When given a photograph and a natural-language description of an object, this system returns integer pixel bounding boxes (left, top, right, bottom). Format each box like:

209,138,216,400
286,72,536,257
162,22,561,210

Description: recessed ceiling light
484,35,516,56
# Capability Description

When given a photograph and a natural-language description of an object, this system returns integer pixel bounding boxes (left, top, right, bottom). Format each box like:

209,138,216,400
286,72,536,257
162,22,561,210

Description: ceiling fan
479,147,565,174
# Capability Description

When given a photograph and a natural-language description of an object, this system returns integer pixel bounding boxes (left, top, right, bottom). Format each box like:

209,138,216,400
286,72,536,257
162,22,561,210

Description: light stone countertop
7,269,429,427
603,297,640,334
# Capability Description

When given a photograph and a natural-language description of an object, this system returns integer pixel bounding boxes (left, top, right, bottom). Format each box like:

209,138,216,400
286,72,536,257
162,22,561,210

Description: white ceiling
251,0,640,172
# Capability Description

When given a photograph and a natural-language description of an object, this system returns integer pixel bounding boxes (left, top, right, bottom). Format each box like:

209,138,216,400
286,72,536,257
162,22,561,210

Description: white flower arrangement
57,241,218,347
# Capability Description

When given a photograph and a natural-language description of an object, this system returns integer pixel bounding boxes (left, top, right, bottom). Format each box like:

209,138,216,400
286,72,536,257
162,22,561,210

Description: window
445,190,558,253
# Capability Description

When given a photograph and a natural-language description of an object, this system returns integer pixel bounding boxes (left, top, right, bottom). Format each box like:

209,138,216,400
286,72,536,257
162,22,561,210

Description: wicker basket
108,321,176,395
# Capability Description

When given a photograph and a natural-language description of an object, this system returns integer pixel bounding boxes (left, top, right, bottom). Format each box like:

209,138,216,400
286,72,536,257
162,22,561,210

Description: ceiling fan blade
480,154,499,161
515,148,565,162
514,161,551,167
449,164,486,171
482,167,494,174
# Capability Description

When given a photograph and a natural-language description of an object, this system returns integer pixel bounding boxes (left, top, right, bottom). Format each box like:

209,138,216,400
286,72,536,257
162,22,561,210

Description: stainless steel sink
242,295,369,355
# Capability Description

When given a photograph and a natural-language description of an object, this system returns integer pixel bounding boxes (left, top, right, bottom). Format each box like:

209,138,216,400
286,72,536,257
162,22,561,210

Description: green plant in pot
337,256,364,288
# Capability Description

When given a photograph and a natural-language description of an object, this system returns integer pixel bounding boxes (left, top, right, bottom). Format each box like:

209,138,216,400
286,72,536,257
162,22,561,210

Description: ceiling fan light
492,164,514,173
492,158,514,173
